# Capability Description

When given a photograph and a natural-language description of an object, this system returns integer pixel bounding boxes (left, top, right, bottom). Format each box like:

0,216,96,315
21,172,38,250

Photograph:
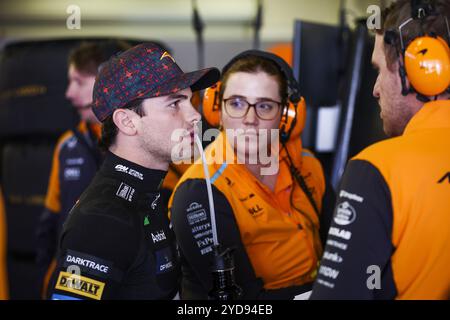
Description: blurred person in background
35,40,131,297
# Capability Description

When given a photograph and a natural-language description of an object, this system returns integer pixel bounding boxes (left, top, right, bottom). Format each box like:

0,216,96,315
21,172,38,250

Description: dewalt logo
55,271,105,300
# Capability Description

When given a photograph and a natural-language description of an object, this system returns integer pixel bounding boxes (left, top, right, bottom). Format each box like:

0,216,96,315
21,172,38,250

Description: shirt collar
404,100,450,135
100,151,166,193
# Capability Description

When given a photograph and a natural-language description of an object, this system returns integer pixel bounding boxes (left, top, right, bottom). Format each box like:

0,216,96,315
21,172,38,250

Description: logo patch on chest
116,182,135,202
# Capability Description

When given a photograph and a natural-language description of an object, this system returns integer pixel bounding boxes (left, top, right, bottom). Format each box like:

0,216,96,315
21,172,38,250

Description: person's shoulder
352,136,406,168
70,178,137,228
55,130,76,153
300,148,326,183
173,178,208,198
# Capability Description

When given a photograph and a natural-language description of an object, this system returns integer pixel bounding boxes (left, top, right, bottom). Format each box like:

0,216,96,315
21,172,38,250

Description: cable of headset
283,142,323,269
282,143,320,216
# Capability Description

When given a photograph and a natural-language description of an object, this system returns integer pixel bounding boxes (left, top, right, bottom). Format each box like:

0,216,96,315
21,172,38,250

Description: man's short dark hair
98,99,145,152
377,0,450,71
68,40,131,75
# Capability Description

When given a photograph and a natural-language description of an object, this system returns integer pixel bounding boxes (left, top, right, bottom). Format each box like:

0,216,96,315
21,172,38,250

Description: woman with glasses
169,51,335,300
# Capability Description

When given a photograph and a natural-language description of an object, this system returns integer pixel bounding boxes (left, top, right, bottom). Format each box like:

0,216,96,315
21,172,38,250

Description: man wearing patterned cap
47,42,220,300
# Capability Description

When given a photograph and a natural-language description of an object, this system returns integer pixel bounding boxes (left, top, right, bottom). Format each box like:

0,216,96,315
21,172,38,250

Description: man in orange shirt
311,0,450,299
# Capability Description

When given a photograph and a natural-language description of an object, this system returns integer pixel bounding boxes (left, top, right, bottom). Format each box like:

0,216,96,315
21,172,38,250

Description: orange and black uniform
169,132,335,299
311,100,450,300
47,152,179,300
36,121,102,289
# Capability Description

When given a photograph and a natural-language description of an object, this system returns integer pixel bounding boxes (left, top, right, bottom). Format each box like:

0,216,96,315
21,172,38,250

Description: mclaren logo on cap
160,51,175,63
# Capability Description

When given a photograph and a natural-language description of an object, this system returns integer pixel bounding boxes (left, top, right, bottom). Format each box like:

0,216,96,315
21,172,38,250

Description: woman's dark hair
68,40,131,75
98,99,145,152
219,55,288,107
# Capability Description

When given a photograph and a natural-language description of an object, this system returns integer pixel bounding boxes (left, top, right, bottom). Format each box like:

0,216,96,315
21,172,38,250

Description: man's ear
112,109,137,136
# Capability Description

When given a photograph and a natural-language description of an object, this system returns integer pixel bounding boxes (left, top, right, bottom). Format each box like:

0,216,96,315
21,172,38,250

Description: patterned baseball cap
92,42,220,122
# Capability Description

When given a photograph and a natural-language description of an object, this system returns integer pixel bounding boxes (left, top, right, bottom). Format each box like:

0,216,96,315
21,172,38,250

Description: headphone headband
411,0,436,19
222,50,302,103
383,0,450,98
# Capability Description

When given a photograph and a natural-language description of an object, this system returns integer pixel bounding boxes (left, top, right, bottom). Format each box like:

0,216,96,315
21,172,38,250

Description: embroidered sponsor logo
64,167,81,180
186,202,202,212
151,193,160,210
65,255,109,274
191,223,210,234
334,201,357,226
155,247,175,274
55,272,105,300
160,51,175,63
339,190,364,203
239,193,255,202
151,230,167,243
329,227,352,240
197,237,214,249
116,182,135,202
318,266,340,280
326,239,348,251
63,250,112,279
323,251,343,263
51,294,82,300
67,137,77,149
187,209,208,226
200,246,213,255
66,157,84,165
317,279,335,289
193,229,212,240
248,205,264,216
438,172,450,184
114,164,144,180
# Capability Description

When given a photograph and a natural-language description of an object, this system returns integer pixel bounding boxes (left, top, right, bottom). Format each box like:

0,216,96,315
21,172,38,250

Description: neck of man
109,142,169,172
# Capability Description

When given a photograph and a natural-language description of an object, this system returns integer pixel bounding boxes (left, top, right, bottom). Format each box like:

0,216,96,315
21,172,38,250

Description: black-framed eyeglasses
223,97,282,120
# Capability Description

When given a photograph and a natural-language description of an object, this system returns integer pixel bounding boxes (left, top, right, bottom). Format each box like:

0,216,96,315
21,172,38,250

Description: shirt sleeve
170,179,263,299
319,179,336,246
36,140,64,290
44,138,63,213
310,160,397,300
47,212,139,300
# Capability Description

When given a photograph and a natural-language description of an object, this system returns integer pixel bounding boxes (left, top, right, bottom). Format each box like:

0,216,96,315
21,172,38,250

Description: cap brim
188,67,221,91
147,67,220,98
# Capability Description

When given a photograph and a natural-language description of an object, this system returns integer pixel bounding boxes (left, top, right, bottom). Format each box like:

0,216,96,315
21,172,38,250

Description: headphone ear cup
437,36,450,58
404,36,450,96
202,82,221,127
279,97,306,141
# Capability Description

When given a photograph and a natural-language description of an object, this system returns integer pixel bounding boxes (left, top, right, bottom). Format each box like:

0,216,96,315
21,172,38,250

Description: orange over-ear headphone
384,0,450,100
202,50,306,143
